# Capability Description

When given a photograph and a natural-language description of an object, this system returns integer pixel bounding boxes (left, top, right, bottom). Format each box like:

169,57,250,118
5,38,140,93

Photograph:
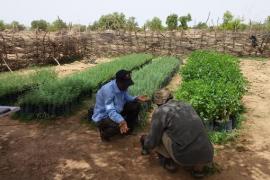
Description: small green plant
208,130,237,144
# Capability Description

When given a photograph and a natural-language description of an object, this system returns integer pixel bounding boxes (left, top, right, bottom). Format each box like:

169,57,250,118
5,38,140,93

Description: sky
0,0,269,26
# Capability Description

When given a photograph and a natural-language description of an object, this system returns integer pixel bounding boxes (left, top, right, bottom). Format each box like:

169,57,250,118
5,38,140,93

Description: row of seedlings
0,68,57,105
18,53,153,118
129,56,180,126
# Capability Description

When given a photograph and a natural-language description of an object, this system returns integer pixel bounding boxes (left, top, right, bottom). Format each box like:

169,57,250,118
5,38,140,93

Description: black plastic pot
205,121,214,131
214,118,233,131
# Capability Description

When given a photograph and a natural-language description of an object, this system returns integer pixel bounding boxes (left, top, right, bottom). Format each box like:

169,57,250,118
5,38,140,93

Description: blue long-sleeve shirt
92,80,136,123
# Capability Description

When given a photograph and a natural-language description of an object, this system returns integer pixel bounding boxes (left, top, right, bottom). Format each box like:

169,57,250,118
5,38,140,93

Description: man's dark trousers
97,101,140,140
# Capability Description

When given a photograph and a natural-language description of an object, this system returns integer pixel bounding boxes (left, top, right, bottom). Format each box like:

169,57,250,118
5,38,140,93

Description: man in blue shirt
92,69,149,141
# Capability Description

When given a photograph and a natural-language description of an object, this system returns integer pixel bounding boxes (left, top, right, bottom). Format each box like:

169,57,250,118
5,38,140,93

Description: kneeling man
140,89,214,177
92,69,149,141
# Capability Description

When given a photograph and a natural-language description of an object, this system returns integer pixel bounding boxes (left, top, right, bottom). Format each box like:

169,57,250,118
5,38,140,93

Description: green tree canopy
179,13,192,29
223,11,234,25
126,17,138,31
49,17,67,31
144,17,163,31
31,19,49,31
98,12,126,30
221,11,247,31
166,14,178,30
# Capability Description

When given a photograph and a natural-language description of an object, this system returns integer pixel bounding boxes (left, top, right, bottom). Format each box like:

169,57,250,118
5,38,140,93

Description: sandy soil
1,57,112,77
55,58,112,77
0,59,270,180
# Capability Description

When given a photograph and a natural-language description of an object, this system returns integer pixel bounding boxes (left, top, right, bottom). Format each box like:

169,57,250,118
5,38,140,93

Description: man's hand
119,120,129,134
136,95,150,103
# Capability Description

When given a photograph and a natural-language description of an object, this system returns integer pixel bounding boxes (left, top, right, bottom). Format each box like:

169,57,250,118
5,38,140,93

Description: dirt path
0,59,270,180
209,59,270,180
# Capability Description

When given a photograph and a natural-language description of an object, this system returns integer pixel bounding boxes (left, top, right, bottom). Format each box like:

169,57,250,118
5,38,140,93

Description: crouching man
140,89,214,178
92,69,149,141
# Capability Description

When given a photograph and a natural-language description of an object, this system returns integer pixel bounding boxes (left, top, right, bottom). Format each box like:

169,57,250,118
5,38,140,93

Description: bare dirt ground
0,58,270,180
55,58,112,77
2,57,112,77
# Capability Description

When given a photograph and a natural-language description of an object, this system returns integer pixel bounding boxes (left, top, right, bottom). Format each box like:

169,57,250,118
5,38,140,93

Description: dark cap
115,69,134,86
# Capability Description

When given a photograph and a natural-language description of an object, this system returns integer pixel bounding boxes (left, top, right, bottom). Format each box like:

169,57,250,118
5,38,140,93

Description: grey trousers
155,132,181,165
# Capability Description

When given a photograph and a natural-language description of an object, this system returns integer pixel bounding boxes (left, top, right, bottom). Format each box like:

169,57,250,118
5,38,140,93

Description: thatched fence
0,29,269,72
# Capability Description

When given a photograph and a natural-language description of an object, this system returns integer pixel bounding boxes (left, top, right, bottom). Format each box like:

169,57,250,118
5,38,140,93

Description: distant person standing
92,69,149,141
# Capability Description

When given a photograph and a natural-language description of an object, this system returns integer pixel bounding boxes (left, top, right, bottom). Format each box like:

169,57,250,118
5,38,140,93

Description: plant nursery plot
18,53,153,118
0,69,57,105
129,56,180,125
174,50,247,136
130,56,180,97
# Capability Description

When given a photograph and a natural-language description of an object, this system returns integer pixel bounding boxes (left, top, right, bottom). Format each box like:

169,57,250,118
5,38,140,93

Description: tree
126,17,138,31
49,17,67,31
223,11,234,25
179,13,192,29
144,17,163,31
98,12,126,30
166,14,178,30
221,11,247,31
31,19,49,31
0,20,5,31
